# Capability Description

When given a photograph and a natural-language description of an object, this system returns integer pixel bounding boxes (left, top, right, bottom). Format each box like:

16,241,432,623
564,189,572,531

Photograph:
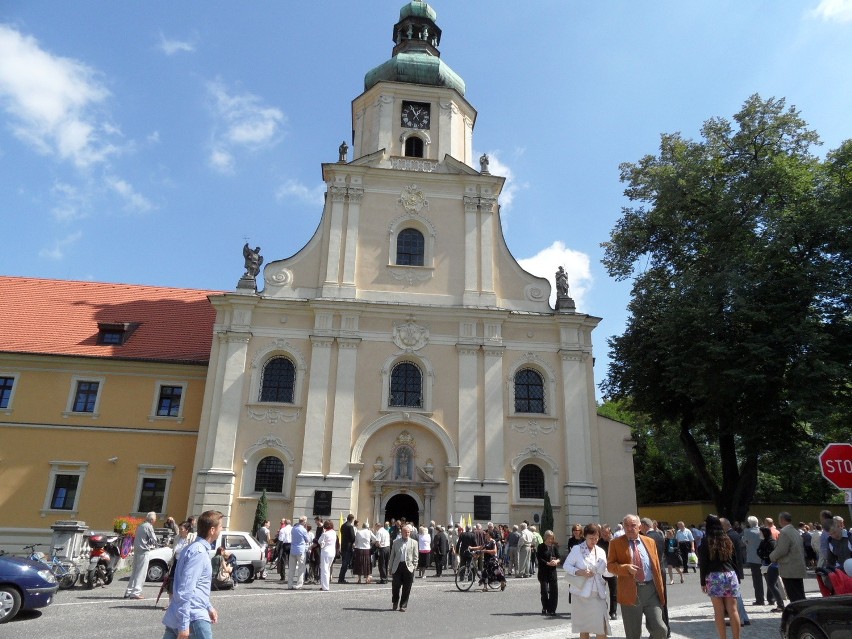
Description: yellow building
0,277,217,546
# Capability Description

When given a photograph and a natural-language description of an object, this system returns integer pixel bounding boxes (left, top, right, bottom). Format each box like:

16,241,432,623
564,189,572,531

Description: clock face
401,101,430,130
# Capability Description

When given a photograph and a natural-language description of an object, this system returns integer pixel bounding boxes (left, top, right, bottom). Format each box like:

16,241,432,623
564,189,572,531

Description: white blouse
563,542,612,599
354,528,376,550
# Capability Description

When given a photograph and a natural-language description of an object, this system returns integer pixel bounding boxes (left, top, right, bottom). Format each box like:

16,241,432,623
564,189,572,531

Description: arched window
260,357,295,403
514,368,545,413
519,464,545,499
396,228,425,266
404,136,424,158
254,456,284,493
390,362,422,408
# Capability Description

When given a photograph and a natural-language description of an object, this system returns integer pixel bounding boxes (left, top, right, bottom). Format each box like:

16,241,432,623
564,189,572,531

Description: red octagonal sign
819,443,852,490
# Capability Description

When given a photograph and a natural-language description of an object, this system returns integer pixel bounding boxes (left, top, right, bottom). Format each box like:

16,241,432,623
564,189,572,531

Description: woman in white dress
563,523,612,639
318,520,337,591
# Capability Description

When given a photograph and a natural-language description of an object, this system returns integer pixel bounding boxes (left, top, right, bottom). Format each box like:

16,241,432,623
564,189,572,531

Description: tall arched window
260,357,295,403
404,136,424,158
519,464,545,499
514,368,545,413
254,456,284,493
390,362,423,408
396,228,425,266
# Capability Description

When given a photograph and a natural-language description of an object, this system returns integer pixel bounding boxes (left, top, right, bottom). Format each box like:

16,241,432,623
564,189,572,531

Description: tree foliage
602,95,852,521
252,489,268,536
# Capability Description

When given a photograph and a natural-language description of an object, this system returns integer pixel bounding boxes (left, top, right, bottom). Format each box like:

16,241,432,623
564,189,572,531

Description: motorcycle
83,534,120,588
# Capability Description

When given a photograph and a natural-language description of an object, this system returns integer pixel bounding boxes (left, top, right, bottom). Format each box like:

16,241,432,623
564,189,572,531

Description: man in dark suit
607,514,667,639
337,513,356,583
388,524,419,612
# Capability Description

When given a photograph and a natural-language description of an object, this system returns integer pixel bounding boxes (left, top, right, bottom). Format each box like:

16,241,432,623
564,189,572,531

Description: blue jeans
164,620,213,639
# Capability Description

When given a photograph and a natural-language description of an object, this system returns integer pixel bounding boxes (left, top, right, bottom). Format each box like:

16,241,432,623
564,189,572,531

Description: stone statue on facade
479,153,490,174
555,265,576,312
338,141,348,163
243,243,263,277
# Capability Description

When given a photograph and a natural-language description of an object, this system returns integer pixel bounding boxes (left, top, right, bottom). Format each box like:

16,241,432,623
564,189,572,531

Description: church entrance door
384,493,419,528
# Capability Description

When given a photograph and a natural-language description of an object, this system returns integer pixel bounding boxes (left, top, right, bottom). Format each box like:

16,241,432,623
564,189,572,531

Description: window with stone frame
396,228,425,266
519,464,545,499
514,368,545,413
254,456,284,493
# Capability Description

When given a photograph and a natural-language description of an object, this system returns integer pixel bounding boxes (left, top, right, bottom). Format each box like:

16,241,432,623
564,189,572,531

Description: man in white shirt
374,522,391,583
518,523,535,578
276,518,292,581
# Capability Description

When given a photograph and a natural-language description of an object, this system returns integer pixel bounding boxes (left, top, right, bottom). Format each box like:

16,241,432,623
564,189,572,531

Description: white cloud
50,181,89,222
811,0,852,21
158,31,196,55
39,231,83,260
275,179,325,207
518,241,593,311
206,79,285,173
105,175,155,212
0,24,119,167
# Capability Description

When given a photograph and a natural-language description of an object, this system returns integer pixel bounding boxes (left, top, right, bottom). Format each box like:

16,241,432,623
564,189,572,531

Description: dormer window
97,322,139,346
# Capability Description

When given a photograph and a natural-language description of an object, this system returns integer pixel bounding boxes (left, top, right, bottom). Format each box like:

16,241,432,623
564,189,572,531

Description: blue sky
2,1,851,398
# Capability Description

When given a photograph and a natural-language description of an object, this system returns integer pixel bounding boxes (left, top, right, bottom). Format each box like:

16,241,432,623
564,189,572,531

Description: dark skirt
418,551,430,568
354,548,372,576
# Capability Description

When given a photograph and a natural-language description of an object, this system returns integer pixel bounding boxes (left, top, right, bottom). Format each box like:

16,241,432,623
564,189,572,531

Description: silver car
145,530,264,584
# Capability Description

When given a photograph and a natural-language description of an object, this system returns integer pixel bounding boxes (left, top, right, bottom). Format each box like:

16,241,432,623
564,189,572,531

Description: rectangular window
156,385,183,417
51,474,80,510
0,376,14,409
137,477,167,513
72,381,100,413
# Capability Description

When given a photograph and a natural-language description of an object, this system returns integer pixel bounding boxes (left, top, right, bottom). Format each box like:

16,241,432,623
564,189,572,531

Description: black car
780,595,852,639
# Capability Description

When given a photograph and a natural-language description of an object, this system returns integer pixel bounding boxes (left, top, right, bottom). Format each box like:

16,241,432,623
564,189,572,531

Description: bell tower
351,1,477,166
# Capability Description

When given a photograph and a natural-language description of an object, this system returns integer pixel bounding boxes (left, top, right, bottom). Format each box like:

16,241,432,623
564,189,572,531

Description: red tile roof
0,276,222,364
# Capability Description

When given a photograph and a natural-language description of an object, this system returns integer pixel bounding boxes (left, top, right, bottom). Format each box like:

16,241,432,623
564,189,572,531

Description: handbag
564,570,588,590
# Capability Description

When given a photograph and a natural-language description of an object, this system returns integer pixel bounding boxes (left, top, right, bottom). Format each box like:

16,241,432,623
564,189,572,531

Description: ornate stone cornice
246,407,302,424
456,344,479,356
347,187,364,203
337,337,362,349
310,336,335,348
559,350,589,362
329,185,348,202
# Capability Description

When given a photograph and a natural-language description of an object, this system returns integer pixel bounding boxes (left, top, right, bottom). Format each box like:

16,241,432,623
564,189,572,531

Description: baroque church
190,1,637,534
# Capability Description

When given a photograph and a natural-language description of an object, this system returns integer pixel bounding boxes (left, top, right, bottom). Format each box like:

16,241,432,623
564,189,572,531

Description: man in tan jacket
770,511,807,602
388,524,419,612
607,514,668,639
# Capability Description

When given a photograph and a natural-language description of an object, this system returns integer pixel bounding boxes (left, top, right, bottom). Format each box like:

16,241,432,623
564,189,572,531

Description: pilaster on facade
559,348,593,485
322,182,348,297
563,482,599,531
206,331,251,472
456,342,479,480
483,345,505,481
341,185,364,298
462,195,479,305
328,337,361,476
300,336,335,474
193,468,236,521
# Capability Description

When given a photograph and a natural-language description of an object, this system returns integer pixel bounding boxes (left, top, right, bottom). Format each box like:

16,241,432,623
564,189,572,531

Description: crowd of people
150,508,850,639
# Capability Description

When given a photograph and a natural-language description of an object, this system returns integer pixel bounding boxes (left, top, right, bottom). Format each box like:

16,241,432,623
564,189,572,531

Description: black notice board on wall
313,490,332,516
473,495,491,521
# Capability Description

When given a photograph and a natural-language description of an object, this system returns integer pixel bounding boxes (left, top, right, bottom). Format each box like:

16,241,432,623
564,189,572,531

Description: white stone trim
131,464,175,515
241,435,295,499
147,380,188,423
506,353,557,418
62,375,105,419
0,371,20,415
41,461,89,516
350,412,458,467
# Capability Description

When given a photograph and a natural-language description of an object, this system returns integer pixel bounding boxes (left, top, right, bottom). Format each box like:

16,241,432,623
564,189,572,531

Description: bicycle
454,551,503,592
24,544,79,589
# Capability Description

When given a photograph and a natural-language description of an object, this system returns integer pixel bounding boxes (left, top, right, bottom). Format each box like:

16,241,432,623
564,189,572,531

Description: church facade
189,1,637,536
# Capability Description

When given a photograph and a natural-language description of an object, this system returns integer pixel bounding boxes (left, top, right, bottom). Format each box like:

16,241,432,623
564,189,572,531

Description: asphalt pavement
1,566,822,638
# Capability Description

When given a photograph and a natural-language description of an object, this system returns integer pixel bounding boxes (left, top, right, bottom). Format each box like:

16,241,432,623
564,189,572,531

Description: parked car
146,530,264,584
780,595,852,639
0,554,59,623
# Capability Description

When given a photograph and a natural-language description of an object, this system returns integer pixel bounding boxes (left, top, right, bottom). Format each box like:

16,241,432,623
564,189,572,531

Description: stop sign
819,443,852,490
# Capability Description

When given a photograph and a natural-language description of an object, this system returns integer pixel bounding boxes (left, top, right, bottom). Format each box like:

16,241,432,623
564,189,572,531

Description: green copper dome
364,2,465,95
399,1,437,22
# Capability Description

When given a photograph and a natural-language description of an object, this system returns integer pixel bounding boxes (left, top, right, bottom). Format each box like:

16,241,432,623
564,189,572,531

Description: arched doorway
385,493,419,528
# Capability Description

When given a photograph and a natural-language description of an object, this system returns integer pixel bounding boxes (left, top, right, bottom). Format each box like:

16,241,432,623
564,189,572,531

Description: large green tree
602,95,852,521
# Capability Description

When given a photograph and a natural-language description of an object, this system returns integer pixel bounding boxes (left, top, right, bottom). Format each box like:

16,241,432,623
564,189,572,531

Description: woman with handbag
563,523,612,639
